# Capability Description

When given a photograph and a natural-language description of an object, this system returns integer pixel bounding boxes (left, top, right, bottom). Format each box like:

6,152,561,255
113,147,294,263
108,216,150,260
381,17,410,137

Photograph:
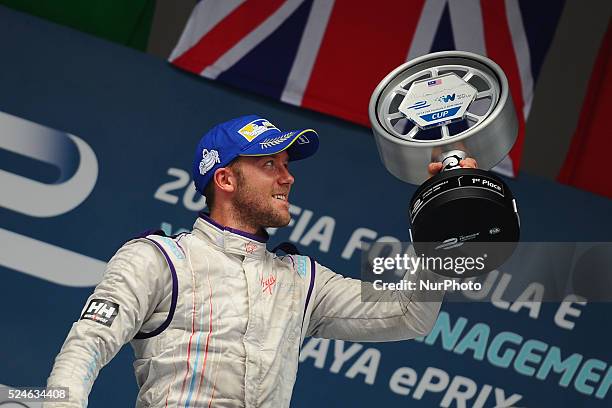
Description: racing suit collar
193,213,268,258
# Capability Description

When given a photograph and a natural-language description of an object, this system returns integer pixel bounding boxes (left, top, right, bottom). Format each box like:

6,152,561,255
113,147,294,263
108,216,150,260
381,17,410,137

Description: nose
279,165,295,185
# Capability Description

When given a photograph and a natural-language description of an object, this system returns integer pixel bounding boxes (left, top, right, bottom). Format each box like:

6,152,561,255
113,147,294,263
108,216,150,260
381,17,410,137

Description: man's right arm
44,241,166,407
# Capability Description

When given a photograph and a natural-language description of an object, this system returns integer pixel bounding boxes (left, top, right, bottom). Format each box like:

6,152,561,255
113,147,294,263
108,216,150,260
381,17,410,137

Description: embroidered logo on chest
245,242,258,254
260,275,277,295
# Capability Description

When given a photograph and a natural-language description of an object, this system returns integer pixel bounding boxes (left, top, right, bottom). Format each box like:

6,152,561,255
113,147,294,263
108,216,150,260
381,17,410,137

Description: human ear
213,167,237,193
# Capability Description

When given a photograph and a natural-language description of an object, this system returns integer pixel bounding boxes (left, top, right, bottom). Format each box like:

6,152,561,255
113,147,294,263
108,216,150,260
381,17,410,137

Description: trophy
369,51,520,277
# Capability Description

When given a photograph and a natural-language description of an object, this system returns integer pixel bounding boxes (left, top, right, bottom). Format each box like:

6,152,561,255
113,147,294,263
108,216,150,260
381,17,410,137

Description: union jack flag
170,0,565,177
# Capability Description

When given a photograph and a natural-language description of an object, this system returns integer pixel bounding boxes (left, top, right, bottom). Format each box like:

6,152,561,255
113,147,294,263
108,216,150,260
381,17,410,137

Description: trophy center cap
399,73,477,129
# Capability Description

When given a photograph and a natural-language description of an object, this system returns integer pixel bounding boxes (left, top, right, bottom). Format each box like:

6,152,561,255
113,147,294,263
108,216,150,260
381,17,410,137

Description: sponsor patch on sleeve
296,255,308,278
80,299,119,327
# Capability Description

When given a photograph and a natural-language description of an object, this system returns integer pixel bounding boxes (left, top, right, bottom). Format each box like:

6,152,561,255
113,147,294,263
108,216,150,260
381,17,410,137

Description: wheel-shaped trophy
369,51,520,277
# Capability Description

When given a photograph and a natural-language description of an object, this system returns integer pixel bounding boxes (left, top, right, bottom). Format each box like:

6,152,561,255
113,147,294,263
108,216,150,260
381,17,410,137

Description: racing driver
45,114,477,407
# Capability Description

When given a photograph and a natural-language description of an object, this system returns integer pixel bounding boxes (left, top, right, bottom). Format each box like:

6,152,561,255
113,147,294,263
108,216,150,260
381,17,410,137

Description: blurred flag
558,22,612,198
170,0,565,177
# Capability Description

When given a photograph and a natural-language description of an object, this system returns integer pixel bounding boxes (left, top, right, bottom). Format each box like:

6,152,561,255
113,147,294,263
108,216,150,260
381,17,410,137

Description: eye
264,160,274,167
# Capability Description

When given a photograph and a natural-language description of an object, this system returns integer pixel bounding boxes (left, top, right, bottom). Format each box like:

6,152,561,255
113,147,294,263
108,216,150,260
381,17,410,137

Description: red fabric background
558,22,612,198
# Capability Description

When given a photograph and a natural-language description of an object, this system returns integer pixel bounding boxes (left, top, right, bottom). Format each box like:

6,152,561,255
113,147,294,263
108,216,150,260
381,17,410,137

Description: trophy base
409,169,520,277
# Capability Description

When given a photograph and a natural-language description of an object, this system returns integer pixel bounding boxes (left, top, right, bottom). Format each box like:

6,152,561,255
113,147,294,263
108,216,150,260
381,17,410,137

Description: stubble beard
232,175,290,230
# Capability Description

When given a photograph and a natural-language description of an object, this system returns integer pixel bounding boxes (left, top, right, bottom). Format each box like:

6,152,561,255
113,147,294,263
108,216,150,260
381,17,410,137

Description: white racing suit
45,215,444,407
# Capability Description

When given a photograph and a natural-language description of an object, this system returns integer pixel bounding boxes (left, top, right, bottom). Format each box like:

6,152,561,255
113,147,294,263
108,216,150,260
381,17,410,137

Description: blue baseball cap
192,114,319,193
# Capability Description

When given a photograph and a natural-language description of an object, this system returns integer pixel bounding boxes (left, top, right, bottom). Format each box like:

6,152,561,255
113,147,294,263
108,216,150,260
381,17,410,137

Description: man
46,114,476,407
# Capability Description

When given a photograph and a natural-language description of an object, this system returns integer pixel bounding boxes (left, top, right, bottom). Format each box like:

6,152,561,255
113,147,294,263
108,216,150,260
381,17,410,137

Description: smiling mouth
273,194,288,202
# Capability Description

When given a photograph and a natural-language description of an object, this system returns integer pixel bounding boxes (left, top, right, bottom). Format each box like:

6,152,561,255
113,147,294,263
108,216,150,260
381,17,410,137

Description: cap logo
238,119,279,141
259,133,293,149
296,135,310,144
199,149,221,175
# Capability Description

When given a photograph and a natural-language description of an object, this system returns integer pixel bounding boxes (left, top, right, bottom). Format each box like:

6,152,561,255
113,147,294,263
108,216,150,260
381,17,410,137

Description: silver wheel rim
369,51,518,184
